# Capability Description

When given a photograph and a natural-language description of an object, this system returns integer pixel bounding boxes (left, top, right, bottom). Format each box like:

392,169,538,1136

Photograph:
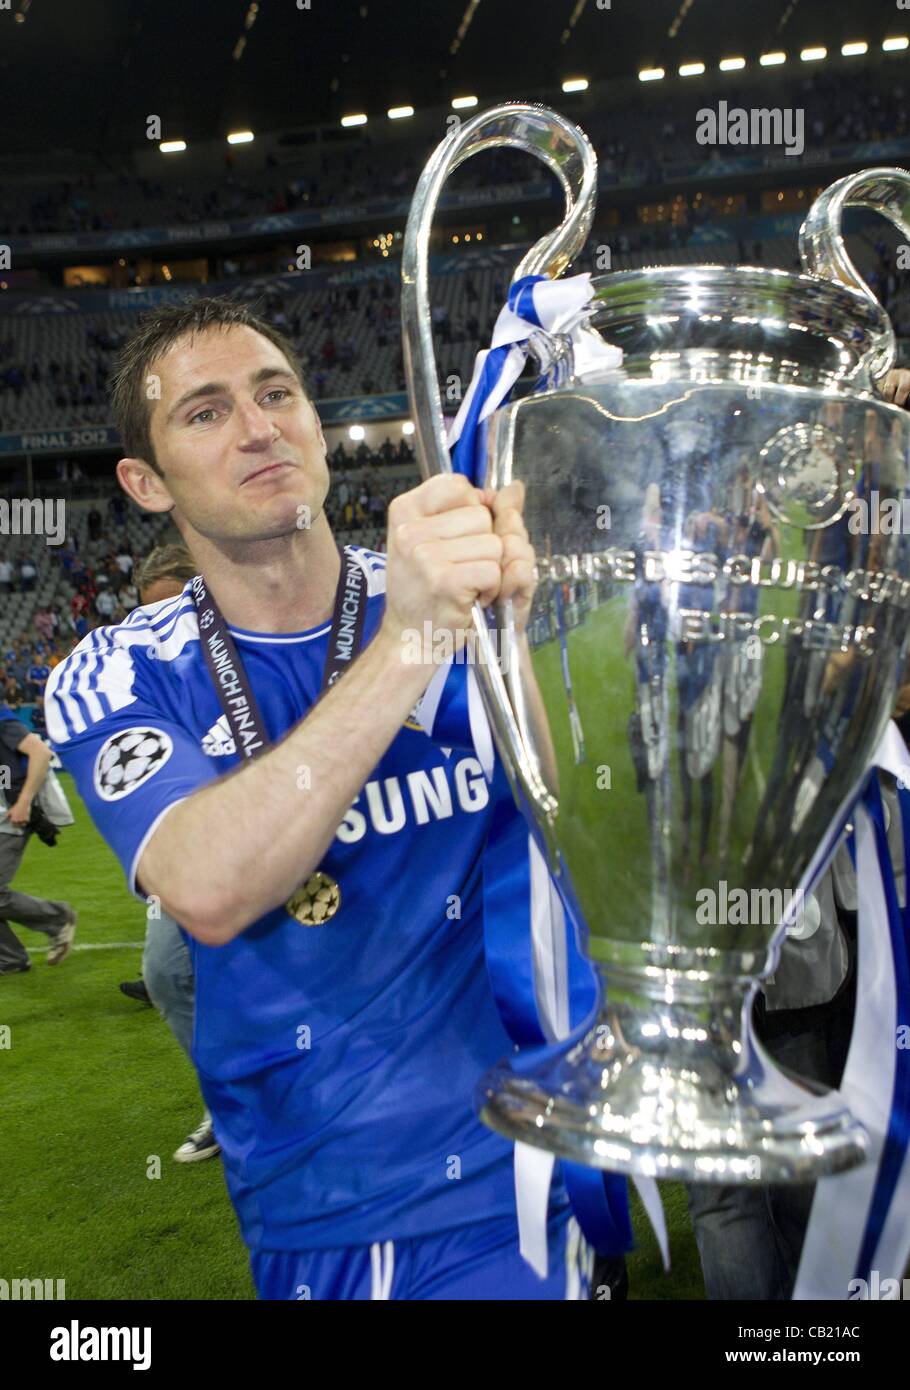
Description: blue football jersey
46,545,523,1251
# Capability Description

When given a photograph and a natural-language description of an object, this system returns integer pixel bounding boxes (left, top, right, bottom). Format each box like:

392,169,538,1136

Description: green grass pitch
0,774,706,1299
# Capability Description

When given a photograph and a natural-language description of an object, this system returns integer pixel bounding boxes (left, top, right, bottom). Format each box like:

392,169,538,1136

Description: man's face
141,324,329,543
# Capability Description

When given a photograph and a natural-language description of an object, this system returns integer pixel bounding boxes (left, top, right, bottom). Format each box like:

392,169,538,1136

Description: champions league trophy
402,105,910,1183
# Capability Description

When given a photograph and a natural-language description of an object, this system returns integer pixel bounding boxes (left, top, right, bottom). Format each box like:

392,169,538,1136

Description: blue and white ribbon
448,273,621,477
793,720,910,1300
444,273,664,1279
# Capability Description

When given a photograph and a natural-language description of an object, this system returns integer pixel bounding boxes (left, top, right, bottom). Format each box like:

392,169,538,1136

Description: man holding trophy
46,97,910,1302
46,297,595,1300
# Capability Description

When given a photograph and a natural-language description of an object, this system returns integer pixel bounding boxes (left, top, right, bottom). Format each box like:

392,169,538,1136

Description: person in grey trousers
0,706,77,974
116,544,220,1165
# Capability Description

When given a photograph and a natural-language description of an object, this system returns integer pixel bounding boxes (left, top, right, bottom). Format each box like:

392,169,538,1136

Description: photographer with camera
0,702,77,975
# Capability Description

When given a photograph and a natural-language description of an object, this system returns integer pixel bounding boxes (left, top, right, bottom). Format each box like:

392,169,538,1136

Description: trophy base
478,969,868,1184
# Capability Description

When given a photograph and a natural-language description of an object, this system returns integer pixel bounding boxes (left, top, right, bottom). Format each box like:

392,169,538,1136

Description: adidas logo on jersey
201,715,236,757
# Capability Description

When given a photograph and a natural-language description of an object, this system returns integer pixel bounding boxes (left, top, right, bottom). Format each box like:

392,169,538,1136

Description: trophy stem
478,962,868,1184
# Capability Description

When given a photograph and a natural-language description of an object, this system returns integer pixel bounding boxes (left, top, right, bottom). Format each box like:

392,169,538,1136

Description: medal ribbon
190,549,369,920
190,546,368,761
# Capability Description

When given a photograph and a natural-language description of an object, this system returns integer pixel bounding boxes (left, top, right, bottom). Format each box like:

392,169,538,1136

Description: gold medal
286,871,341,926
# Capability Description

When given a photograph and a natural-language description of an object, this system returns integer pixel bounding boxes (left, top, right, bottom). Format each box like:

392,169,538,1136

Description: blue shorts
251,1206,592,1301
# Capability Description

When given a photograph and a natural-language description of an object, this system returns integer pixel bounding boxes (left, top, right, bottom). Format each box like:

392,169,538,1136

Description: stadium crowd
3,218,910,440
0,520,140,712
2,65,906,237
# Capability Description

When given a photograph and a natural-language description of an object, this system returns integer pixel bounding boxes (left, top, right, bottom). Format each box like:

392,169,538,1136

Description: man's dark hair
108,296,308,476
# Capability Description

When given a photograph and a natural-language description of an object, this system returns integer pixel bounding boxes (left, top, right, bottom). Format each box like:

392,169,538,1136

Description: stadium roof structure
0,0,905,158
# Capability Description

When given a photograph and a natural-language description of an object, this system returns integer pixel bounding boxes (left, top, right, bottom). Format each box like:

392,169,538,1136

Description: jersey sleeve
44,627,220,897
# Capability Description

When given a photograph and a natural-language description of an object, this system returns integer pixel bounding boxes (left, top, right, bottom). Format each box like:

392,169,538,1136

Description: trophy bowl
402,104,910,1183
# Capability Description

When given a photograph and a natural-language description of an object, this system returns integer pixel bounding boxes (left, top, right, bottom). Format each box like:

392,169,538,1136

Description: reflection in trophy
716,480,776,863
402,104,910,1183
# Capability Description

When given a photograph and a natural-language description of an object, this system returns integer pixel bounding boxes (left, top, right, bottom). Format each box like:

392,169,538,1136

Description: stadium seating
0,65,904,236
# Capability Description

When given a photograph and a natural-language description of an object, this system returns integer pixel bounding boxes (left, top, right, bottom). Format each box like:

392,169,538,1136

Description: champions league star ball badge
94,728,173,801
286,871,341,925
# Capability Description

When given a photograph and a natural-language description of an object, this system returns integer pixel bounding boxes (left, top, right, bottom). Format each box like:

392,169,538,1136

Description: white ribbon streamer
447,272,622,450
455,276,647,1282
794,721,910,1299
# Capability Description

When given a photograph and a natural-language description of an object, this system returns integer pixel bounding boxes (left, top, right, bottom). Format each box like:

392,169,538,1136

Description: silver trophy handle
402,102,597,483
401,104,598,839
799,167,910,379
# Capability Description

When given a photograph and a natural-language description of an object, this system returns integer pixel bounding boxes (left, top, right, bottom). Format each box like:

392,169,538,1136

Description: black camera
27,801,59,847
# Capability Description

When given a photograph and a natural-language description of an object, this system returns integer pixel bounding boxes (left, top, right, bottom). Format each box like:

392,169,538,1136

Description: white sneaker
173,1117,221,1164
47,910,77,966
